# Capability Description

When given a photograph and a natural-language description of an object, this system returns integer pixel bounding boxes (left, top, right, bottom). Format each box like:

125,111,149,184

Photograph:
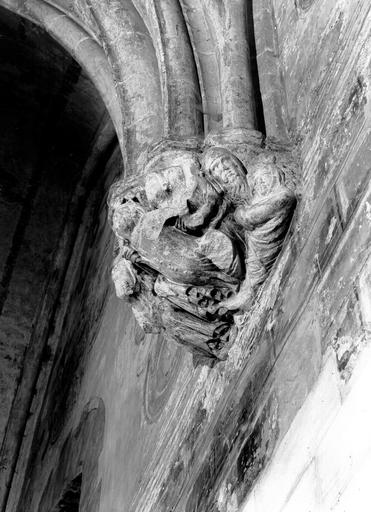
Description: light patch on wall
358,254,371,334
216,481,239,512
325,216,338,245
365,201,371,223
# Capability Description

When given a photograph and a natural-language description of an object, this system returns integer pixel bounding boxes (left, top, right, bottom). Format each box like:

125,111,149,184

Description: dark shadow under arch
0,7,118,510
33,398,105,512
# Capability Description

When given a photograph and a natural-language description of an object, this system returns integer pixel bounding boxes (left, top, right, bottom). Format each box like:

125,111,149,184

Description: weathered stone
0,0,369,511
109,142,297,361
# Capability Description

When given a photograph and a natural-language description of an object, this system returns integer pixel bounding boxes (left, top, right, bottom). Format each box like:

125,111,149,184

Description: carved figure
109,145,297,362
111,254,138,298
143,149,224,239
109,181,164,333
112,251,163,334
173,147,250,236
201,147,251,207
133,215,241,288
218,153,297,310
109,165,240,360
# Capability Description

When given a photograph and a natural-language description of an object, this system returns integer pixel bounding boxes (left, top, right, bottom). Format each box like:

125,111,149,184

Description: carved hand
121,245,141,263
235,189,296,229
176,211,205,231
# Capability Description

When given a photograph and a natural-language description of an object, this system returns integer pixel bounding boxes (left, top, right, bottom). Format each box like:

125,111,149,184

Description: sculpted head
112,257,137,298
111,198,145,240
108,178,147,240
145,165,185,209
144,150,199,212
201,147,248,197
250,154,284,198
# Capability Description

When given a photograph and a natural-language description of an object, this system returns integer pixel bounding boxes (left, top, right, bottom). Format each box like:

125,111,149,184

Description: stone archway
0,0,123,140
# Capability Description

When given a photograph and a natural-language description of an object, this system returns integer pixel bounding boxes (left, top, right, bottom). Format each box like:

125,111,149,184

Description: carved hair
201,147,247,176
251,152,285,189
201,147,250,202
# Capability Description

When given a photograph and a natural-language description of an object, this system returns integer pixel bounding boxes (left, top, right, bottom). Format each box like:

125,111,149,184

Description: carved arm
234,189,296,230
176,185,222,231
121,243,141,263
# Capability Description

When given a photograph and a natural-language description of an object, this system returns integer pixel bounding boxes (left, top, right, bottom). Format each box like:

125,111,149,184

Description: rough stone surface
109,142,297,362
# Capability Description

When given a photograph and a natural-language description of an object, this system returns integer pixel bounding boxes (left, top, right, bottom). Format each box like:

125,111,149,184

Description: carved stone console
109,137,297,364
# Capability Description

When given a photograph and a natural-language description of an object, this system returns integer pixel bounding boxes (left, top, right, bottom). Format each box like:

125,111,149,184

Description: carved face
145,166,185,208
112,258,137,298
251,165,281,198
112,199,145,239
208,156,241,184
144,150,199,211
120,280,135,297
202,148,249,200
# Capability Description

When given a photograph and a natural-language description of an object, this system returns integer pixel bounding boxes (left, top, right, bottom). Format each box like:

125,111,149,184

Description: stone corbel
109,134,297,364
